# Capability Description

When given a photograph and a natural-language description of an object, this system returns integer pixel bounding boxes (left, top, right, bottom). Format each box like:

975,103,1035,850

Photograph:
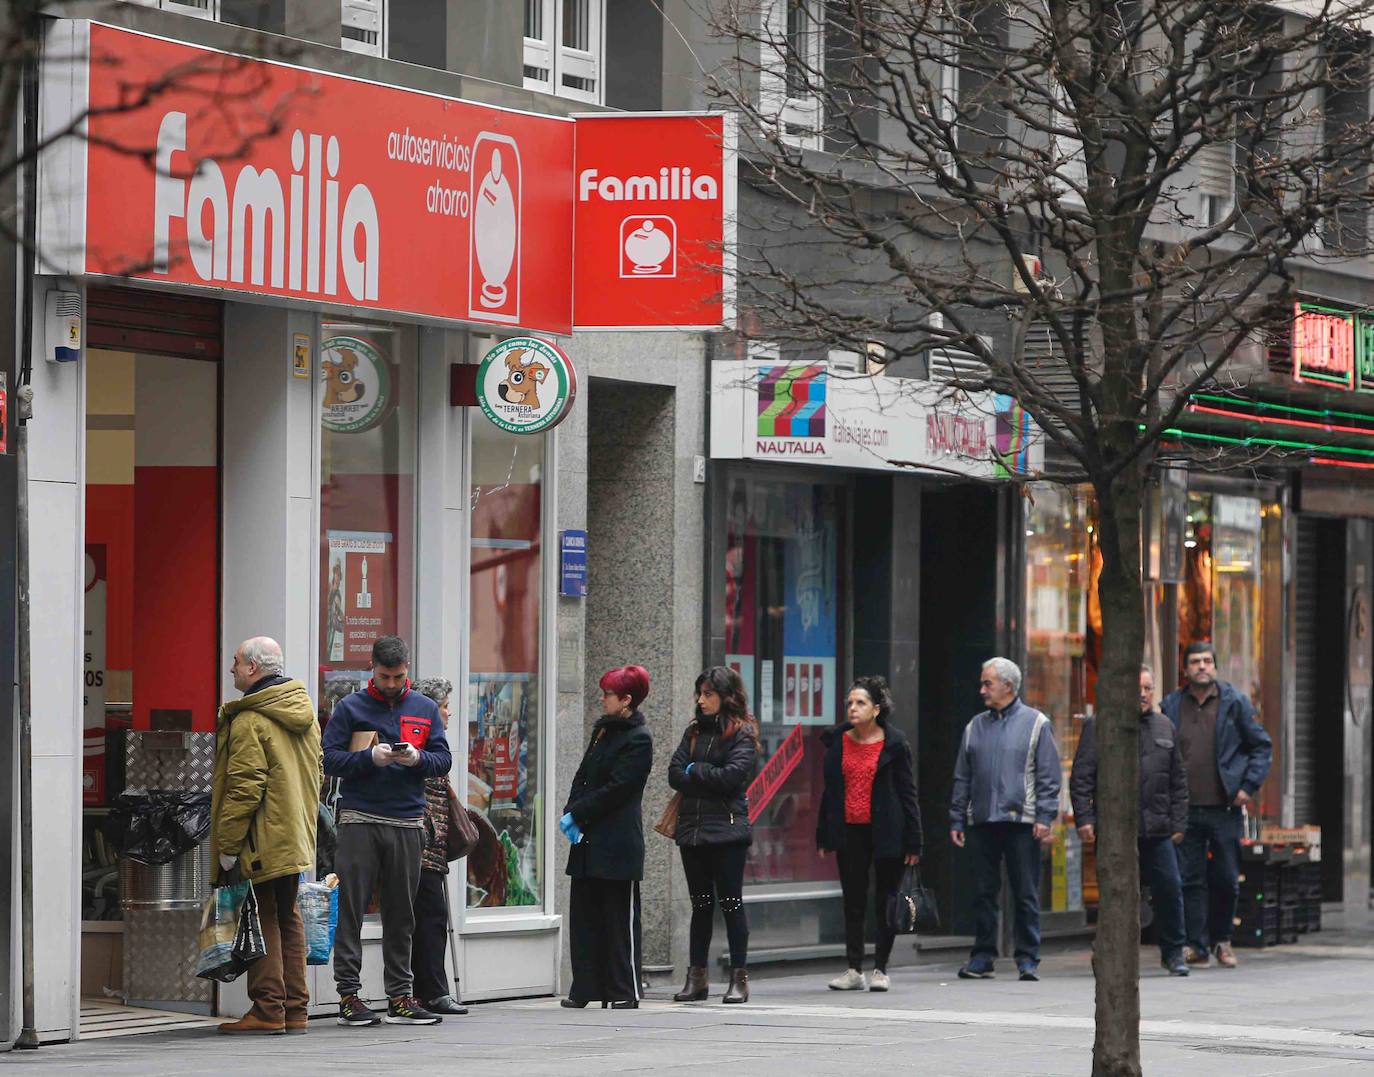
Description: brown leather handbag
653,731,698,839
445,781,481,861
653,793,683,839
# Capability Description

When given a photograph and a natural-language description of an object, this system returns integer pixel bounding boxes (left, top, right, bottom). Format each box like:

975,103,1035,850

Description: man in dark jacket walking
1160,641,1272,969
322,636,452,1027
950,658,1061,982
1071,665,1190,976
213,637,323,1034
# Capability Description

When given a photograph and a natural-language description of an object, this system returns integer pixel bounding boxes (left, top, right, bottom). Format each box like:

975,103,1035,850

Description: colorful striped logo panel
757,365,827,437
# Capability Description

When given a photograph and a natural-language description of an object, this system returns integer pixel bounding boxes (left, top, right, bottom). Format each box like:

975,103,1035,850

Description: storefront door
80,312,222,1004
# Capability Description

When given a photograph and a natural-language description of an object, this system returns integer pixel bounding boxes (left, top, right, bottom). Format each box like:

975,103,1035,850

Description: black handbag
886,865,940,935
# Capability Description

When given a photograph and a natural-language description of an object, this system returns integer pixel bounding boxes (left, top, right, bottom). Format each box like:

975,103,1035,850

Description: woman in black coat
667,666,759,1004
560,665,654,1009
816,675,922,993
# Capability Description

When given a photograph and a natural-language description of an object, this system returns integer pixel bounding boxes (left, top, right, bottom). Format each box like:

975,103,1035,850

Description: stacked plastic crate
1235,845,1284,948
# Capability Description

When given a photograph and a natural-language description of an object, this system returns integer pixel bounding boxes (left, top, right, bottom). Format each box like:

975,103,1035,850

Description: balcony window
341,0,385,57
524,0,603,104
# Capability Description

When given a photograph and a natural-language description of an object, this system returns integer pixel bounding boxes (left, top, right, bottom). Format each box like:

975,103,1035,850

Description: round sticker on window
321,335,392,433
475,337,578,435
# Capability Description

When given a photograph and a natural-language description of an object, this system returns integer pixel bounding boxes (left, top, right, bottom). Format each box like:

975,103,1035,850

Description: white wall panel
27,479,83,1040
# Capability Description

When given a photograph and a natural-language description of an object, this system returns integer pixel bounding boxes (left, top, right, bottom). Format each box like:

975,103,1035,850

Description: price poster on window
324,530,396,665
83,546,107,806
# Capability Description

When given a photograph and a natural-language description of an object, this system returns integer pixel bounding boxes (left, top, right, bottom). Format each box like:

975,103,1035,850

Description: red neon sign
1293,303,1356,389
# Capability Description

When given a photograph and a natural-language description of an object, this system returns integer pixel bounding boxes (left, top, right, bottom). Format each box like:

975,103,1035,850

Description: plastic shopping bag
297,879,339,966
195,882,253,982
232,882,267,967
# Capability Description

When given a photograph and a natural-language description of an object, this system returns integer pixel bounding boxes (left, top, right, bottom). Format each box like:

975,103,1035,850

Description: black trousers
409,869,454,1004
967,822,1042,967
679,842,750,968
568,877,641,1004
835,823,904,973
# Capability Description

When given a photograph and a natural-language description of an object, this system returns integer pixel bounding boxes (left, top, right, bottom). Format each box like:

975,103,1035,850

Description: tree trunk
1090,469,1146,1077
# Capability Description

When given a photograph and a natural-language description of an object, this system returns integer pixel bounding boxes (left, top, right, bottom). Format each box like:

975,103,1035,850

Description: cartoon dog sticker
497,349,549,410
323,348,365,407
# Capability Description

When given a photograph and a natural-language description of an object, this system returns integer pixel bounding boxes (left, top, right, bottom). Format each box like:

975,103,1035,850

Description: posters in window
324,530,395,667
466,674,538,908
83,546,107,806
782,487,837,724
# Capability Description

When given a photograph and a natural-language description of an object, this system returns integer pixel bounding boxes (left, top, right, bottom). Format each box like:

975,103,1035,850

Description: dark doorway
1300,517,1348,900
918,484,1001,934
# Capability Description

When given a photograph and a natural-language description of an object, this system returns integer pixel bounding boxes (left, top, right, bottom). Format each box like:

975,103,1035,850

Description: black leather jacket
667,715,756,847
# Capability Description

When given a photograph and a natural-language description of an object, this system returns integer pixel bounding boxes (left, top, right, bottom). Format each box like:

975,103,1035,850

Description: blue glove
560,812,583,844
685,762,695,776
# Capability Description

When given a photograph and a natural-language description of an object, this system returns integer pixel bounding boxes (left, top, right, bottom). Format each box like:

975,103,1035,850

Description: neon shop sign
1292,302,1374,393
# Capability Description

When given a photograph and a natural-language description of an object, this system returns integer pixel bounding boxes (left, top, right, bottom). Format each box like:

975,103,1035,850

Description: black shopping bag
231,881,268,967
885,866,941,936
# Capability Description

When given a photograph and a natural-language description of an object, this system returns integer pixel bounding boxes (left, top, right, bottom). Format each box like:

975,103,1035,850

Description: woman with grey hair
409,677,467,1016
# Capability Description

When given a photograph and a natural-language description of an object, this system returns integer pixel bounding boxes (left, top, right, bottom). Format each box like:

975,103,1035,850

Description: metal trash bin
119,731,216,1011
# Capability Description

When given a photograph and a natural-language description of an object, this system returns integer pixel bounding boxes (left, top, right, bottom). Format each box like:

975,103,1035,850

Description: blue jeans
1178,805,1242,950
967,822,1041,967
1139,836,1185,959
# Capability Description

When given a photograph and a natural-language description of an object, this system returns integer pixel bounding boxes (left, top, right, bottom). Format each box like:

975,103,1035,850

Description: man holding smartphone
323,636,452,1027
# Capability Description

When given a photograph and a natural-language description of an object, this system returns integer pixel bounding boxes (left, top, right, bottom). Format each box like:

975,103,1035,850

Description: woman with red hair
559,665,654,1009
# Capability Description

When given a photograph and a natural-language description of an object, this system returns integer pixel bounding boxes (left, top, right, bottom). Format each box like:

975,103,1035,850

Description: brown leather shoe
673,966,708,1002
722,967,749,1004
1212,941,1238,968
218,1012,285,1035
284,1017,308,1034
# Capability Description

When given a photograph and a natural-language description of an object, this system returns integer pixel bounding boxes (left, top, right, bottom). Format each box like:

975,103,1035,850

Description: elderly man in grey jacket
949,657,1061,981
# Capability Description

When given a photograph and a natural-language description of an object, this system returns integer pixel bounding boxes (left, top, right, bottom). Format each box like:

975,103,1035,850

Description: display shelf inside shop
1235,840,1321,948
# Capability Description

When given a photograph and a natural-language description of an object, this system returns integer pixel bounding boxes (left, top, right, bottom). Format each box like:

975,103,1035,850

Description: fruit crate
1234,907,1281,948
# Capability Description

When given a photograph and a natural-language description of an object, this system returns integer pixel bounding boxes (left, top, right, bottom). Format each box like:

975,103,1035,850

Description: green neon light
1190,392,1374,427
1163,427,1374,459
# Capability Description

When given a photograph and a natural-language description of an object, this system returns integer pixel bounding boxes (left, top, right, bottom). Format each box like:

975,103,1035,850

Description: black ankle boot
723,967,749,1004
673,966,709,1002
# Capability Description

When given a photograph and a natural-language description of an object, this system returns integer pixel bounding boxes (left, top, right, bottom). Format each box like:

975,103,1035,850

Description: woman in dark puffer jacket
668,666,759,1004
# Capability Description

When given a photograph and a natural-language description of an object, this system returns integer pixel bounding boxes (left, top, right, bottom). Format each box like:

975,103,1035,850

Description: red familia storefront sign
38,22,735,334
573,113,736,330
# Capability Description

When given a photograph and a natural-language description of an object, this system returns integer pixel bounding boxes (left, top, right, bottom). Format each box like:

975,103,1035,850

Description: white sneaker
828,968,867,991
868,970,890,992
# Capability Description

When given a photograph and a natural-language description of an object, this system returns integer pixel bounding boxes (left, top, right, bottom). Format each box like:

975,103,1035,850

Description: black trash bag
314,798,338,879
105,790,212,866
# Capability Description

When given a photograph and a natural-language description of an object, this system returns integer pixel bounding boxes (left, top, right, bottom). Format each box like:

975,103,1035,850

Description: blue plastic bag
195,882,254,982
297,880,338,966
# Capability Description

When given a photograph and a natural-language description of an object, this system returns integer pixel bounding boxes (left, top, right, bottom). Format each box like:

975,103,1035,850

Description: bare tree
703,0,1374,1073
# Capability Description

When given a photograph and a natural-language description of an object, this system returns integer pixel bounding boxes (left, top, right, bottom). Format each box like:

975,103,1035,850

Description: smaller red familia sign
573,113,736,331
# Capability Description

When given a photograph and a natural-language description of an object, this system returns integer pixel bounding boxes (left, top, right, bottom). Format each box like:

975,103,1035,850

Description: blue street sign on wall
560,530,588,598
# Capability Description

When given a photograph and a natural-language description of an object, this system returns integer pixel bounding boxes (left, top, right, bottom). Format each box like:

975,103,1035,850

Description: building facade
8,1,722,1042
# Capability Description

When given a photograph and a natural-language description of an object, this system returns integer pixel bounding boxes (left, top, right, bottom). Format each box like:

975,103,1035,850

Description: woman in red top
816,676,923,992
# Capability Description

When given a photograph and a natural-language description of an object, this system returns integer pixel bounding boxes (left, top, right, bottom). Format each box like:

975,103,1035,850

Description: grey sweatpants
332,822,424,999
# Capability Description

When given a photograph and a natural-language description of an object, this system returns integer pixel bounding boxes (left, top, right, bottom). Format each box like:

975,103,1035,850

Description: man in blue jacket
950,657,1061,982
1160,641,1272,970
323,636,452,1027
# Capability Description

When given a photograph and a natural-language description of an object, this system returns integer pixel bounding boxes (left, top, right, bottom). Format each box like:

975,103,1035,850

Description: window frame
461,337,557,918
340,0,387,58
759,0,825,151
523,0,605,105
126,0,219,19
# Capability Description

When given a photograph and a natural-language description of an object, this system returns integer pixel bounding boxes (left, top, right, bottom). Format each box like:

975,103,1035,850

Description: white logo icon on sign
469,133,522,323
620,216,676,279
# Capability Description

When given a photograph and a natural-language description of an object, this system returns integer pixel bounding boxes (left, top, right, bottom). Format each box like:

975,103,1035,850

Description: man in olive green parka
212,637,323,1035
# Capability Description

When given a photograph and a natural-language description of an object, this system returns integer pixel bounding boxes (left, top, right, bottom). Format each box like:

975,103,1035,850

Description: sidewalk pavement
11,928,1374,1075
